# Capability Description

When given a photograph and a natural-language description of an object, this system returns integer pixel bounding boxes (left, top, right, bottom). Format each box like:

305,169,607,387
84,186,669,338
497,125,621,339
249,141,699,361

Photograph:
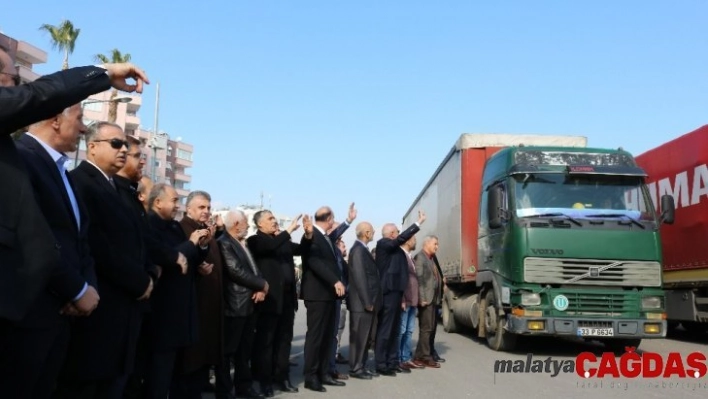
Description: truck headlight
521,292,541,306
641,296,662,310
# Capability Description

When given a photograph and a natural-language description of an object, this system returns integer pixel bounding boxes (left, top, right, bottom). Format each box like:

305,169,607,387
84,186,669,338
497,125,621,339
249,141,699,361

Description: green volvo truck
402,133,675,351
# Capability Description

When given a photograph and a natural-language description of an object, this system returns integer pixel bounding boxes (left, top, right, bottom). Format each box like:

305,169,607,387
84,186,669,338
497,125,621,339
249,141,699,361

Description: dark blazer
300,228,342,302
114,175,176,277
0,66,109,321
13,134,95,328
247,230,295,314
375,223,420,294
146,212,206,351
218,231,268,318
414,251,443,307
61,161,153,381
347,240,382,313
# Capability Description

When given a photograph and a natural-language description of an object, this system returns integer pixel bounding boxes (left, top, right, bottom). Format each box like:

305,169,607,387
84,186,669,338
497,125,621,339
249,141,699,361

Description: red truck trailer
634,125,708,333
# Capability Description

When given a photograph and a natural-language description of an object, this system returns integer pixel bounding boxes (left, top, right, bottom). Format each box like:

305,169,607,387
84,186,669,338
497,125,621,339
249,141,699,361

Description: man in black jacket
300,207,347,392
0,44,148,326
346,222,381,379
216,210,269,399
0,104,99,398
54,122,157,398
144,184,209,398
247,210,303,397
374,210,426,376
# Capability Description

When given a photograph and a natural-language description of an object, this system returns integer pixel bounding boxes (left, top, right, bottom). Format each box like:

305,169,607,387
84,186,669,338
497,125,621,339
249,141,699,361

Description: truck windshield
513,173,657,223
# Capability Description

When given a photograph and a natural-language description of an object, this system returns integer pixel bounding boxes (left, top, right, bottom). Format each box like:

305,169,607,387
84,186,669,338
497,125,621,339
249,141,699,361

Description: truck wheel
484,289,517,351
442,297,458,333
602,338,641,354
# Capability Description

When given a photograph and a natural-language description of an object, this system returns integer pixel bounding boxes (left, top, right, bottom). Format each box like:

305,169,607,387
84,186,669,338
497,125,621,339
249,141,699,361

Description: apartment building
0,32,47,84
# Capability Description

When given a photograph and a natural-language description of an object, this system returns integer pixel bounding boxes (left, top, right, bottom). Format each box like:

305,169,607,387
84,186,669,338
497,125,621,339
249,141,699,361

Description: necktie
406,252,415,272
109,178,117,190
57,156,81,229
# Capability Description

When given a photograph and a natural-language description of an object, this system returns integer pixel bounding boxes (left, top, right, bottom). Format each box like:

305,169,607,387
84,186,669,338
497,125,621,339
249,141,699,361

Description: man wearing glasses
55,122,156,398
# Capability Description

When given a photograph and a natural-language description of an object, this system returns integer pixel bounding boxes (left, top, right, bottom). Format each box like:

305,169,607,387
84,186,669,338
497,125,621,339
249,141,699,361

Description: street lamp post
74,97,133,169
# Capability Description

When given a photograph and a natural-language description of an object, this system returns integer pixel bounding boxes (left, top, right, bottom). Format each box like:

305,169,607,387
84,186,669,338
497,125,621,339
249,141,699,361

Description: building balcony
125,114,140,128
174,172,191,183
175,188,190,198
17,64,40,83
16,41,47,64
174,157,193,167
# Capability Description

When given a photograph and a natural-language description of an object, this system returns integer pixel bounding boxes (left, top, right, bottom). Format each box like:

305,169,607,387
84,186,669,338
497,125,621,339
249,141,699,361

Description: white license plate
577,327,614,337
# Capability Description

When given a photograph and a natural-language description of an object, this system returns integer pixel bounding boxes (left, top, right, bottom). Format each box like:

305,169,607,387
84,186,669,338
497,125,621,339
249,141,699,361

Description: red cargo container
635,125,708,329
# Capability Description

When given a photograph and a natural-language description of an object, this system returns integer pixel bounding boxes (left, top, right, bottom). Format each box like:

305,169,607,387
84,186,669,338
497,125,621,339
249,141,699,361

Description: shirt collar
85,159,113,182
314,224,327,236
25,132,66,166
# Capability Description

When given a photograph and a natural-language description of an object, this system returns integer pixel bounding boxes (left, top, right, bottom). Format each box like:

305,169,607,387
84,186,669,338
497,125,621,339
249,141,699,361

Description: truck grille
562,292,636,314
524,257,661,287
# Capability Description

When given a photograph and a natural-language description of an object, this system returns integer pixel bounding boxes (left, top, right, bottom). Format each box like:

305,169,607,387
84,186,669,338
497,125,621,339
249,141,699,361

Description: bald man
299,204,355,392
373,210,426,376
346,222,381,379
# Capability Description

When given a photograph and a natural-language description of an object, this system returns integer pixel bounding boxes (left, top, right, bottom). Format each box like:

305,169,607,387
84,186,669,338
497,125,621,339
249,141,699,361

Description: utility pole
151,82,160,182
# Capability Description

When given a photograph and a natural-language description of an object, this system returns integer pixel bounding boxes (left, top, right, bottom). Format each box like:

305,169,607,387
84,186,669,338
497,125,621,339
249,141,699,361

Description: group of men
298,206,446,393
0,44,449,399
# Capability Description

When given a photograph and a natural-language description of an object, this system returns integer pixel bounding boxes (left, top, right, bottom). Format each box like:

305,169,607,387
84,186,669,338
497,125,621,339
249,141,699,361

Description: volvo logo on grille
589,267,600,277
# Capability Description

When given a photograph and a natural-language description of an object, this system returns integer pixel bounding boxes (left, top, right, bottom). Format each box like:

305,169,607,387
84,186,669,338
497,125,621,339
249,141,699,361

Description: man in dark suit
247,210,303,397
0,104,100,398
216,210,269,399
374,210,426,376
144,184,209,399
114,136,187,399
347,222,382,380
300,207,348,392
54,122,157,399
0,45,148,326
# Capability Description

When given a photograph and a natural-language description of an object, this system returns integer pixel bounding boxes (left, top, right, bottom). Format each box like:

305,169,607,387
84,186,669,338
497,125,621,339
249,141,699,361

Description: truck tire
484,289,517,351
442,297,458,333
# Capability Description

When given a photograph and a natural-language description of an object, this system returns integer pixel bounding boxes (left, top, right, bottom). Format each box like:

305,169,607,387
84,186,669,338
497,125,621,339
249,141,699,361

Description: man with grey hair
216,209,269,399
54,122,154,397
413,235,442,368
0,103,99,398
176,190,226,395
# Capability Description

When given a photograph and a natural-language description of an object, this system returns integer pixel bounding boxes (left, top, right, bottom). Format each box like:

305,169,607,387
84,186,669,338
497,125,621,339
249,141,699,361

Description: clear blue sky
3,1,708,247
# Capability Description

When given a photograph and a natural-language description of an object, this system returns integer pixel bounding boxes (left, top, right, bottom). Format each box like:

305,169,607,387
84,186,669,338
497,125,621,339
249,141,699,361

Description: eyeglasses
0,71,20,86
92,138,130,150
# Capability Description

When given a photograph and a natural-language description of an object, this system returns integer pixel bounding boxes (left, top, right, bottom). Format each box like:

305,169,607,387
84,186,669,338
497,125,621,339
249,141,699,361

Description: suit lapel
79,161,118,197
20,135,79,231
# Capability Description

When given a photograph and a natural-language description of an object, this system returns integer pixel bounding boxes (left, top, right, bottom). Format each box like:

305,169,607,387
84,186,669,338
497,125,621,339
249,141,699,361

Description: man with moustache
144,184,209,398
54,122,156,399
247,210,303,397
0,45,148,331
176,191,225,398
0,104,99,398
374,211,426,376
216,210,269,399
346,222,381,380
270,222,303,394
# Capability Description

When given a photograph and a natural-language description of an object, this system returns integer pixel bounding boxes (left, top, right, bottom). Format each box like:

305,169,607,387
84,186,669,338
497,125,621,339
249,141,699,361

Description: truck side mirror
488,185,504,229
660,194,675,225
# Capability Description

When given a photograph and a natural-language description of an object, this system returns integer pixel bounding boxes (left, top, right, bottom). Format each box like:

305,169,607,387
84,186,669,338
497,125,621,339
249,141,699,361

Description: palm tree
95,49,132,123
39,20,80,70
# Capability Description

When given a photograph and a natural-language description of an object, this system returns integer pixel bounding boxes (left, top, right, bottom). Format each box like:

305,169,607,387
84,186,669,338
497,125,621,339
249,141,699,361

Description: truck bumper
506,316,666,339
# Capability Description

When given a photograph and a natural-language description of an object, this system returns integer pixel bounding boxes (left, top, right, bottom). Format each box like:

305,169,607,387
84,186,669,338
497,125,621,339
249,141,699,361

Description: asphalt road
205,303,708,398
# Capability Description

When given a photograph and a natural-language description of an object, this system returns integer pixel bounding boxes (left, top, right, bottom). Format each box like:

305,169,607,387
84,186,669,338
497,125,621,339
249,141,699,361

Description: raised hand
102,63,150,93
347,202,357,223
287,214,302,233
417,210,427,224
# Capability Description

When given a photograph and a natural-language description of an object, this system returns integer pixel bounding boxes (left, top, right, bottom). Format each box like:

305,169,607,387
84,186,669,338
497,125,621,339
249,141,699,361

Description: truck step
695,297,708,305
